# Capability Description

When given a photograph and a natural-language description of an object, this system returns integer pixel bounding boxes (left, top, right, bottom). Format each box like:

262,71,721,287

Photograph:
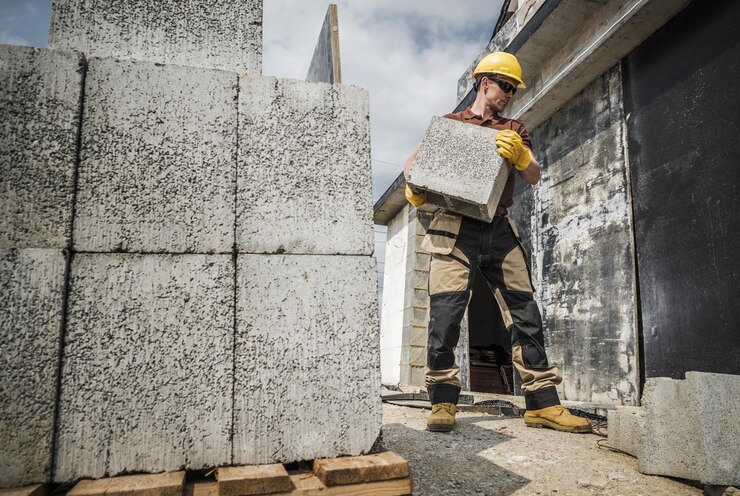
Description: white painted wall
379,205,410,384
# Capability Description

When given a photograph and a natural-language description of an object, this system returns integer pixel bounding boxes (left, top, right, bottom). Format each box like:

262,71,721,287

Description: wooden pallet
5,451,412,496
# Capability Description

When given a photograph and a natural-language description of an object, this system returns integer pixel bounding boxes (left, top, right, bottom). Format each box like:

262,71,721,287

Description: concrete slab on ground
607,406,642,457
73,58,237,254
408,116,509,223
233,254,381,464
0,249,66,487
639,372,740,485
0,45,83,249
236,76,373,255
48,0,262,74
55,254,234,481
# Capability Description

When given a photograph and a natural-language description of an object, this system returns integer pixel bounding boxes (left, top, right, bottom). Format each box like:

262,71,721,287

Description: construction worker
403,52,591,434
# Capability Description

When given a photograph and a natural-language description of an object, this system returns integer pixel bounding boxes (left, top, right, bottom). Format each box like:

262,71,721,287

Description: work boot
427,402,457,432
524,405,592,433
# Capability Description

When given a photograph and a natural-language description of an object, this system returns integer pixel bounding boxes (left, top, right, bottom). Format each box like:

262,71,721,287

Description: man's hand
496,129,531,171
405,184,427,208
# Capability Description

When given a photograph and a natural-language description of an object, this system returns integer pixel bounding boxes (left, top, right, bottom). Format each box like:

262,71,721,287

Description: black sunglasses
489,78,517,95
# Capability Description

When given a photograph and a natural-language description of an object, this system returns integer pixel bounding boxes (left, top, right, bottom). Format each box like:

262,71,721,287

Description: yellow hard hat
472,52,526,89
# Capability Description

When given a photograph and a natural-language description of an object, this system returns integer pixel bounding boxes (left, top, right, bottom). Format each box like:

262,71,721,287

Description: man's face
482,75,518,113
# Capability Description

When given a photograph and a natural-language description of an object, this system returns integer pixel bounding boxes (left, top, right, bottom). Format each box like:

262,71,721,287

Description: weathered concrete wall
0,45,83,249
233,254,380,464
237,76,373,255
0,249,66,487
530,65,639,405
48,0,262,74
74,58,237,254
55,254,234,481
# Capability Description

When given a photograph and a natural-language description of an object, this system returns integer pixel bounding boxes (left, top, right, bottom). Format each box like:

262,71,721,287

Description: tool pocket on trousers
421,212,462,255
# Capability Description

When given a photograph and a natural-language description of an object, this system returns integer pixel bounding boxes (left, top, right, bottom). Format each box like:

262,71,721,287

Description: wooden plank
0,485,47,496
306,4,342,84
272,473,412,496
313,452,410,487
184,481,217,496
67,472,184,496
217,465,293,496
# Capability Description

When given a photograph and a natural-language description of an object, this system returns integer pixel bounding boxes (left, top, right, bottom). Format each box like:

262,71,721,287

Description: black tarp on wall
622,0,740,379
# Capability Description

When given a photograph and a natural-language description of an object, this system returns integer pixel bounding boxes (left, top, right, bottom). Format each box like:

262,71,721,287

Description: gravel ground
380,403,702,496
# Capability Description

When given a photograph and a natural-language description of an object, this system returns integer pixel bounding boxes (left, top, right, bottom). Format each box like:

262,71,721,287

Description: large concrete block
237,76,373,255
607,406,642,457
0,45,83,249
55,254,234,482
74,58,237,254
0,249,66,487
233,254,381,464
408,116,509,222
48,0,262,74
639,373,740,485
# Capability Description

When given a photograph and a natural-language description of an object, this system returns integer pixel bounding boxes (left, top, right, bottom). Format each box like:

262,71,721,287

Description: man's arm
403,144,420,181
518,151,541,185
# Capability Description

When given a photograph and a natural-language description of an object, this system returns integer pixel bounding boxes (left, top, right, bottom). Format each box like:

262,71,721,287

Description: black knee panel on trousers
509,301,549,369
427,292,469,370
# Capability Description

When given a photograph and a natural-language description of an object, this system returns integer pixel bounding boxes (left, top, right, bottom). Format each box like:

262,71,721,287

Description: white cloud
263,1,502,200
0,30,31,46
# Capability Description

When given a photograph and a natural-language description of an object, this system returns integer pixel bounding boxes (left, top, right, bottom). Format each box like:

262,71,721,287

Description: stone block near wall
233,254,380,464
73,58,237,254
639,372,740,485
48,0,262,74
237,76,373,255
606,406,642,457
407,116,509,223
0,249,66,487
0,45,83,249
55,254,234,481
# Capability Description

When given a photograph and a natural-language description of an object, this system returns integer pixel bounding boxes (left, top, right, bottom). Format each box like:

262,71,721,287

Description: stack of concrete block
233,76,379,464
407,116,509,222
607,372,740,486
1,0,380,486
0,45,84,486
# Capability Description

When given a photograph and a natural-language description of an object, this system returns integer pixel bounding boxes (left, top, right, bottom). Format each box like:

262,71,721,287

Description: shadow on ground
381,415,529,496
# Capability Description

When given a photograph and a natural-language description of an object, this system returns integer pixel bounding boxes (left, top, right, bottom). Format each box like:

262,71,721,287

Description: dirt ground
380,403,702,496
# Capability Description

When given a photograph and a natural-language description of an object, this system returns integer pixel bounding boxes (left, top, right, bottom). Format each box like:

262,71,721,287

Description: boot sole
427,424,455,432
525,418,591,433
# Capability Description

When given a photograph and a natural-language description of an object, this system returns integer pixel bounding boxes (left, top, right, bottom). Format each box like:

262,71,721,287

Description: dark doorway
468,266,515,394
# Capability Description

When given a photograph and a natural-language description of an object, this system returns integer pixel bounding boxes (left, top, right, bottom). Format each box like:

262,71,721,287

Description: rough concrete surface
640,373,740,485
48,0,262,74
55,254,234,481
531,66,638,406
409,116,509,223
0,45,83,249
233,254,381,464
607,406,642,457
382,403,700,496
74,58,237,254
0,249,66,487
237,76,373,255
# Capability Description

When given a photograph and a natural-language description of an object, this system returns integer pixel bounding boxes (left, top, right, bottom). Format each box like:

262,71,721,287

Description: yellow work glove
496,129,531,171
405,184,427,208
